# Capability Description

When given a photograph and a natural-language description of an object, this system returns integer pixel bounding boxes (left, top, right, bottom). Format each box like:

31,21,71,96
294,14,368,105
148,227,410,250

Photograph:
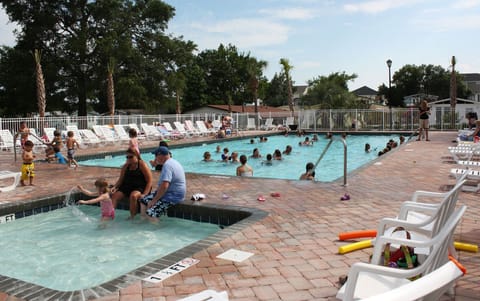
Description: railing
314,137,348,186
0,107,462,137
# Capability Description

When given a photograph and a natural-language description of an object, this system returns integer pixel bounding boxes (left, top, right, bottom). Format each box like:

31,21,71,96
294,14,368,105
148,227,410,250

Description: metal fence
0,107,462,136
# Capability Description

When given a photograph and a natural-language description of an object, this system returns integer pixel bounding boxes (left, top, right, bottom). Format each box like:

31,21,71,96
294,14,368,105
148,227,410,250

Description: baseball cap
153,146,169,156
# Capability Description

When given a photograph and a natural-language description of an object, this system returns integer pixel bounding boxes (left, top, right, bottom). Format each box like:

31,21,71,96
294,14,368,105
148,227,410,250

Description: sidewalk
0,131,478,301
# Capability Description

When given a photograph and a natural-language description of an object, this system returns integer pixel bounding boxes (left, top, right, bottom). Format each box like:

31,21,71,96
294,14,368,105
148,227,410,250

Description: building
403,93,439,107
461,73,480,102
351,86,379,106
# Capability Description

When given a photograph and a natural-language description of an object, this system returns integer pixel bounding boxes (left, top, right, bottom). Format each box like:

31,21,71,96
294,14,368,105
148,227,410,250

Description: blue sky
2,0,480,90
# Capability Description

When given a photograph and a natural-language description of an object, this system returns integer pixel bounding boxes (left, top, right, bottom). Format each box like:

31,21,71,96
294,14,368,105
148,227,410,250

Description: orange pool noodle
338,230,377,241
338,239,372,254
449,255,467,275
454,241,478,253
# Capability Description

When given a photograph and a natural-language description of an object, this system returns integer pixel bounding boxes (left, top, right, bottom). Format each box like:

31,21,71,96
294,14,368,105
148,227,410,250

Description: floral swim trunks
140,192,175,218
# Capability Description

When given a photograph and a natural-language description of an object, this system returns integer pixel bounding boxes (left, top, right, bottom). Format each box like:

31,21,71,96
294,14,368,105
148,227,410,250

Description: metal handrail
314,137,348,186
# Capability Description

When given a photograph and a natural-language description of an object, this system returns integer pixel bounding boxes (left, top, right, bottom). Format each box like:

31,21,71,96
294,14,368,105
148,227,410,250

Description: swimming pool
81,134,403,181
0,205,219,291
0,194,267,299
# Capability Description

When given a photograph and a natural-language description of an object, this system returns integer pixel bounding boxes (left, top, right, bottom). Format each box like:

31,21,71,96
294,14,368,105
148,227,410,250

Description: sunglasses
126,155,134,159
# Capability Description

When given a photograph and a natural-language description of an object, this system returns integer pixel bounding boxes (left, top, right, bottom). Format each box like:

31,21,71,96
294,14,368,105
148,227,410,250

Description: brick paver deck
0,131,478,301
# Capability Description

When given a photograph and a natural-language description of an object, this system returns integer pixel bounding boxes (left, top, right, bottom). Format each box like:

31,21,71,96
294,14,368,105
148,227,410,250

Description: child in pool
78,178,115,221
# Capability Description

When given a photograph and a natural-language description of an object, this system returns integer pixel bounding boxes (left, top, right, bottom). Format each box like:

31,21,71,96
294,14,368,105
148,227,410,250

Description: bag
382,227,418,269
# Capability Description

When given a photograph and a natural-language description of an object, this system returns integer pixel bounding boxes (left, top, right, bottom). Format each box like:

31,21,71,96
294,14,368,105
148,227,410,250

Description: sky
1,0,480,91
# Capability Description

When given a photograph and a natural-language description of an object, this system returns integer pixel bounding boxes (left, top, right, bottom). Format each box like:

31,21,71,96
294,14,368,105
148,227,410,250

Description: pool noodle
338,239,372,254
338,229,377,241
454,241,478,253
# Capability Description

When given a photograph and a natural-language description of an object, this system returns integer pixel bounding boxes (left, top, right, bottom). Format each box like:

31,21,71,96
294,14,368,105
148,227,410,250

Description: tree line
0,0,472,117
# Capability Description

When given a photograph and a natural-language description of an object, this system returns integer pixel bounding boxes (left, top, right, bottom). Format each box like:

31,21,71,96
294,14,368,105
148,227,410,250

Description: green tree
302,72,358,109
0,0,195,116
263,73,287,107
279,58,294,112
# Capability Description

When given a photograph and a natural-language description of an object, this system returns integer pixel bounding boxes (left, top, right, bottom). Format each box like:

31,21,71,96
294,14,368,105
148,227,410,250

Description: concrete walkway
0,131,478,301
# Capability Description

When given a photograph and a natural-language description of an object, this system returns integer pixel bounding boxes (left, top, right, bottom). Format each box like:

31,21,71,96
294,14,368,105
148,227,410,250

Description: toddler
78,178,115,221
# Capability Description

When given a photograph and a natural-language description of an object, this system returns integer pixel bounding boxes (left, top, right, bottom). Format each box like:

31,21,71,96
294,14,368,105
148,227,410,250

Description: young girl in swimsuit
78,178,115,221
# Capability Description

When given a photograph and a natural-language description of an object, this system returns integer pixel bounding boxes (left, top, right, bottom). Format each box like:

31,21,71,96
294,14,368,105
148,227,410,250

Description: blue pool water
81,134,403,181
0,205,219,291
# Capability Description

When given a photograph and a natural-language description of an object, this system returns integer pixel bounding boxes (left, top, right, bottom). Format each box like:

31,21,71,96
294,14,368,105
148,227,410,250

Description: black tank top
124,162,147,188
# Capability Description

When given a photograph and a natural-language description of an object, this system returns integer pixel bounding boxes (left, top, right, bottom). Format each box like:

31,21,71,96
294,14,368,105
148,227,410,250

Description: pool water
0,205,219,291
81,134,402,181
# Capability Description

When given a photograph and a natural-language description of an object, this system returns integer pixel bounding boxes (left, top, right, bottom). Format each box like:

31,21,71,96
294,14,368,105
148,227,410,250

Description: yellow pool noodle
338,239,373,254
454,241,478,253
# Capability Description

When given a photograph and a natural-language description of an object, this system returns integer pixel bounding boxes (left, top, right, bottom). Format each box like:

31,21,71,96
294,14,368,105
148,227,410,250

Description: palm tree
247,58,268,114
33,49,46,118
280,58,294,113
107,59,115,121
450,56,457,128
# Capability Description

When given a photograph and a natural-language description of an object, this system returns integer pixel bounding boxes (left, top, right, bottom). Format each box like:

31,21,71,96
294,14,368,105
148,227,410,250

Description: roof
461,73,480,82
351,86,378,96
429,97,477,105
293,85,309,97
207,105,287,113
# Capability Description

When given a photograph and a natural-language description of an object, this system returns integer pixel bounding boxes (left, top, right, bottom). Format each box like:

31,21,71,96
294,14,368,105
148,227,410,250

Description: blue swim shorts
140,192,174,218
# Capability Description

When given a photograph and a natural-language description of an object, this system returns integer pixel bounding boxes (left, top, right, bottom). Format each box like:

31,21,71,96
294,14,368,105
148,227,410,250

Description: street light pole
79,63,88,117
386,59,392,130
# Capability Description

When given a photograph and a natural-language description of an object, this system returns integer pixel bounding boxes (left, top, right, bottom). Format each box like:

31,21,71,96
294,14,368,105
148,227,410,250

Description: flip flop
340,193,350,201
257,195,266,202
270,192,281,197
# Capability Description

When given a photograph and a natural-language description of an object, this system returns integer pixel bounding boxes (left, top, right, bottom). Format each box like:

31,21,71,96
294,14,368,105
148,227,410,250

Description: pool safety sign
0,213,15,224
143,257,199,283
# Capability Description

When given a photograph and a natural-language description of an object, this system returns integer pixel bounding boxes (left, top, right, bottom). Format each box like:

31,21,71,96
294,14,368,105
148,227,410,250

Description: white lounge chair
0,171,21,192
261,118,276,130
337,205,466,301
43,127,57,144
113,125,131,143
0,129,19,151
92,125,117,144
184,120,204,136
246,118,256,130
360,260,464,301
163,122,185,139
128,123,146,140
374,179,465,257
174,121,196,137
178,289,229,301
450,168,480,192
66,125,88,147
79,129,103,147
141,123,163,140
195,120,216,136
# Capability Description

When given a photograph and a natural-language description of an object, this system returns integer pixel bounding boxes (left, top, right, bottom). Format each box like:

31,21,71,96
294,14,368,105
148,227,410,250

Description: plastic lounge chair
374,179,466,257
174,121,196,137
195,120,216,136
66,125,88,147
450,168,480,192
184,120,204,136
141,123,163,140
178,289,229,301
0,129,20,151
0,171,21,192
127,123,146,140
79,129,103,147
43,127,57,144
113,125,131,143
360,260,465,301
336,205,467,301
261,118,276,130
163,122,185,138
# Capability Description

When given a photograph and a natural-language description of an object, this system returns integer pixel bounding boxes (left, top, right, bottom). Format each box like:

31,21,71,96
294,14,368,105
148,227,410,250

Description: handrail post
314,137,348,186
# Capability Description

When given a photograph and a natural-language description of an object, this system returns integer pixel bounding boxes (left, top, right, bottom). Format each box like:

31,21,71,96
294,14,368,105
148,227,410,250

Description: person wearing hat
140,146,186,221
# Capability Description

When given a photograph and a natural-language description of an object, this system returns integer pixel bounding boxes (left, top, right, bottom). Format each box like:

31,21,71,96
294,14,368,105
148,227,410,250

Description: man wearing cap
140,146,186,220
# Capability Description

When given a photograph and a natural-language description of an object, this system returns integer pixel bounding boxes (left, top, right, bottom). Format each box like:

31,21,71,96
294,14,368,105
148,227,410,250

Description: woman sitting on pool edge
111,148,153,219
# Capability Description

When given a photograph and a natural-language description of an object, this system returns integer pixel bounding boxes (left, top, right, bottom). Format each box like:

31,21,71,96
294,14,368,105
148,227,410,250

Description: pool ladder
314,137,347,186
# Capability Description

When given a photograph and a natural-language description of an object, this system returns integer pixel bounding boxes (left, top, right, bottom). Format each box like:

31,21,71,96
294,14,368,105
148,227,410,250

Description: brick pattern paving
0,132,478,301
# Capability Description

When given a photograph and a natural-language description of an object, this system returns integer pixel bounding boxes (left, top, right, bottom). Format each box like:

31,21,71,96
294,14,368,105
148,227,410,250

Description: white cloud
413,14,480,31
0,8,18,46
259,7,316,20
452,0,480,9
190,18,290,49
343,0,421,14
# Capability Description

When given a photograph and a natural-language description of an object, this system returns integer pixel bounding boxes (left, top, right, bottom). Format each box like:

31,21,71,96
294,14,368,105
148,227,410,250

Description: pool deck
0,131,479,301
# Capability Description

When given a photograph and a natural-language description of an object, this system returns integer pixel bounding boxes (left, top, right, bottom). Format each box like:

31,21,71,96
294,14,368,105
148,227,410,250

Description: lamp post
386,59,392,130
79,63,88,117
